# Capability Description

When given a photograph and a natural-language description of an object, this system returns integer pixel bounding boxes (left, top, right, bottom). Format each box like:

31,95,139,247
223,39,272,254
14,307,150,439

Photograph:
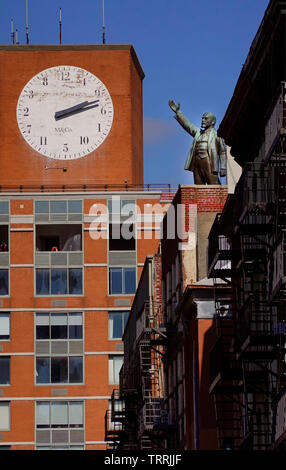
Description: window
35,200,83,222
109,224,135,251
107,198,136,217
35,313,83,384
0,270,8,296
36,268,82,295
0,402,10,431
36,401,84,449
0,357,10,385
108,312,129,340
108,355,123,385
36,224,82,252
109,267,136,295
0,313,10,340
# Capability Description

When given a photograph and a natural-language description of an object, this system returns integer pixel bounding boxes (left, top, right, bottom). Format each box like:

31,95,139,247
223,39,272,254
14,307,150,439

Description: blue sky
0,0,269,186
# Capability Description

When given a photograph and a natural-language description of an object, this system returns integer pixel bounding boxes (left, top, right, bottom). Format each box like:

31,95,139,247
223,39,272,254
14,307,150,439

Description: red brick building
0,44,173,450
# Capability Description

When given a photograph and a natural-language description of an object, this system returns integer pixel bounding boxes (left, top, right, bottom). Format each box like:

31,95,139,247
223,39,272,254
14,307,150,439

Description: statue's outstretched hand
168,99,180,114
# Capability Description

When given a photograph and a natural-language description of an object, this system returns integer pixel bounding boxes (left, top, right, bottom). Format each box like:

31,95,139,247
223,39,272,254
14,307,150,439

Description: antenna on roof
59,8,62,44
26,0,29,44
11,20,15,44
102,0,106,44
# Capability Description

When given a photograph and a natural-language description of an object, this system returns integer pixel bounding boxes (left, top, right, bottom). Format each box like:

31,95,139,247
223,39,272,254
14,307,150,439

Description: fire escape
208,211,243,450
264,82,286,449
208,82,286,450
105,301,173,450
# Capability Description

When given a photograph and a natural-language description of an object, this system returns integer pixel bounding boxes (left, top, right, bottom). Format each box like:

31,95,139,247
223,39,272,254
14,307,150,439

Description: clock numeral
95,89,101,97
40,136,47,145
42,77,48,86
63,143,69,152
26,124,31,134
80,136,89,145
101,107,107,115
61,71,70,81
28,90,34,99
98,123,101,132
23,107,29,116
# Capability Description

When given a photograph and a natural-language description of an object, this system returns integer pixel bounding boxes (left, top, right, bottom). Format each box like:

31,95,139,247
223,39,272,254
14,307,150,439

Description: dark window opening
109,224,135,251
36,224,82,252
0,226,8,252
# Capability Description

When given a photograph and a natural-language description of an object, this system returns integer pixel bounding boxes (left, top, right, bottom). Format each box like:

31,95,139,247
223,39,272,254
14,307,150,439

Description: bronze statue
168,100,227,185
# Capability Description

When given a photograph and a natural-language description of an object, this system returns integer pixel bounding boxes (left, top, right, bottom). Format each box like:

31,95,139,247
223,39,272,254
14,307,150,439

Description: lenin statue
168,100,227,185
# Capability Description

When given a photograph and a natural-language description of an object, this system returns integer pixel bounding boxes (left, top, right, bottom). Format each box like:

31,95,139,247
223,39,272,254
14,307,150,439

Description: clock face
16,65,114,160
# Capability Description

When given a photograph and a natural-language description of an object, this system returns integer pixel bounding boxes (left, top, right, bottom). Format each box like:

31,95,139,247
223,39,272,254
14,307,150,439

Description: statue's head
201,112,216,129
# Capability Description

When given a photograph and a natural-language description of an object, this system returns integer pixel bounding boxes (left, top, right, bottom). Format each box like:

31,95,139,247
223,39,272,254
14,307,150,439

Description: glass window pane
69,269,82,295
51,314,68,339
121,199,135,215
35,201,49,214
36,357,50,383
50,200,67,214
69,357,83,383
124,268,136,294
109,313,122,339
110,268,122,294
0,403,10,431
69,402,83,427
0,202,9,215
36,313,49,339
114,356,123,385
36,269,50,295
51,357,68,383
69,313,83,339
107,198,120,214
36,402,50,427
51,269,67,295
51,402,68,427
0,314,10,340
0,357,10,384
68,200,82,213
0,270,8,296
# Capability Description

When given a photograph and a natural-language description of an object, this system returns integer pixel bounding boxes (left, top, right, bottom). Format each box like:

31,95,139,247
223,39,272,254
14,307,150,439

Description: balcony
268,232,286,302
104,410,125,443
264,82,286,166
233,163,274,234
235,296,276,356
119,363,140,397
210,335,242,394
272,385,286,449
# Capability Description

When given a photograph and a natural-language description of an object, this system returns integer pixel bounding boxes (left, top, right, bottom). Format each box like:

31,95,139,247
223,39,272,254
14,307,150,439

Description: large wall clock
16,65,114,160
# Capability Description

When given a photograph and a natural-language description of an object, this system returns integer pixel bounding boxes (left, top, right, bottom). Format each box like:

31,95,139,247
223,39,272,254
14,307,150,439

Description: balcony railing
236,296,274,350
264,82,286,165
233,163,274,232
0,182,178,194
119,362,140,396
268,232,286,302
104,410,125,441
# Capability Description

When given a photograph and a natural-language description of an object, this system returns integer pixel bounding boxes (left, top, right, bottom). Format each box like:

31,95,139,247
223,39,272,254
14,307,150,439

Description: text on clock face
16,65,114,160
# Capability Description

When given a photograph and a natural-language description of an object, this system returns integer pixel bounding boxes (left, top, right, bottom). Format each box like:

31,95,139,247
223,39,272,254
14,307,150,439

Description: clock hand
55,99,99,120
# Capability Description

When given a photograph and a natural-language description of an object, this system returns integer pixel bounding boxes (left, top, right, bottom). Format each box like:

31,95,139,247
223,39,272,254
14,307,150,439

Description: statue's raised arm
168,99,227,185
